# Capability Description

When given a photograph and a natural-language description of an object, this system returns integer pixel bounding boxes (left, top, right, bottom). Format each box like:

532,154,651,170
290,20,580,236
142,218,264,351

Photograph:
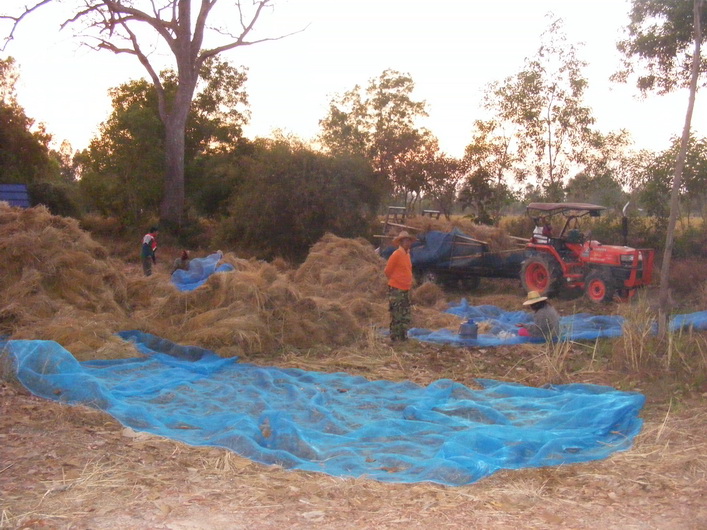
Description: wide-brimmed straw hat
523,290,548,306
393,230,415,245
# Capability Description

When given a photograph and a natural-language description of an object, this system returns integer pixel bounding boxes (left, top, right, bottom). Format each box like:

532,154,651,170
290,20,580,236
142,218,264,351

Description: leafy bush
669,258,707,302
672,225,707,258
498,215,534,238
27,181,81,218
79,214,125,236
216,139,384,262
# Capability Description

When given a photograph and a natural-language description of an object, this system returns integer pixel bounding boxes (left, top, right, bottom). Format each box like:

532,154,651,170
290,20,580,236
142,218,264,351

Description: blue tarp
4,331,645,486
380,229,477,267
170,251,235,291
410,300,707,347
409,229,465,267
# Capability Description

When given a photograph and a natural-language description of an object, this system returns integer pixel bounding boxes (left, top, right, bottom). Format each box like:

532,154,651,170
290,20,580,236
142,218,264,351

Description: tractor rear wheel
520,254,562,297
460,275,481,291
584,269,616,303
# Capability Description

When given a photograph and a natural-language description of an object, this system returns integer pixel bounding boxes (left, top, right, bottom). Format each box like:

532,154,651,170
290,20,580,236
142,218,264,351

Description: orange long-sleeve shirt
384,247,413,291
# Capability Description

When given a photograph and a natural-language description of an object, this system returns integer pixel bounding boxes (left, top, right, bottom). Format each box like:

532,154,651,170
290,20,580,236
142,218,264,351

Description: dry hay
1,215,384,359
293,233,387,299
129,241,380,357
414,305,463,331
0,206,457,362
476,320,495,334
411,281,445,307
395,215,519,251
0,204,135,359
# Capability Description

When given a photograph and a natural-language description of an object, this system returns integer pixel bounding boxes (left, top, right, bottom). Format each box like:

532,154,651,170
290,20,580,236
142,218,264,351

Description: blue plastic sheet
380,229,482,268
171,251,235,291
4,332,645,485
410,300,707,347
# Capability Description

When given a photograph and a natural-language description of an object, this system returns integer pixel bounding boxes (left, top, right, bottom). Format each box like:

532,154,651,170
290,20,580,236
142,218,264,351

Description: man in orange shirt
384,230,416,341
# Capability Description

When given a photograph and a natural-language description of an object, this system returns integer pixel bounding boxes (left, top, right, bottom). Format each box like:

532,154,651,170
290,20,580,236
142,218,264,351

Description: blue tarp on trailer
0,184,31,208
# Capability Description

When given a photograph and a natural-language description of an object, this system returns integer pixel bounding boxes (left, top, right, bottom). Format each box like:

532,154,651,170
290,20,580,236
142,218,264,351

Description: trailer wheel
520,255,561,297
419,270,440,285
460,276,481,291
584,269,616,303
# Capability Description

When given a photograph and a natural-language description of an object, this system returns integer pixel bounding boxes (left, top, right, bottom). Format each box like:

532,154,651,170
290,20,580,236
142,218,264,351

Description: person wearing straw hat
384,230,416,341
517,290,560,339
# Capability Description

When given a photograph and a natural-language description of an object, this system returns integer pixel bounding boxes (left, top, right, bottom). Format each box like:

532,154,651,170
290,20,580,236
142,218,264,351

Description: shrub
27,181,81,218
669,258,707,303
217,140,383,262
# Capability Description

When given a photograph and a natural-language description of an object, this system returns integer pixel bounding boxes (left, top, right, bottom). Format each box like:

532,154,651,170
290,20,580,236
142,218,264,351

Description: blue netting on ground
170,251,235,291
4,331,645,485
410,300,707,347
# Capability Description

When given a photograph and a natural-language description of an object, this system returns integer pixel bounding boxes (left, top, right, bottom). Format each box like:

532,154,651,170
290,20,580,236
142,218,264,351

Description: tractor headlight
620,254,635,267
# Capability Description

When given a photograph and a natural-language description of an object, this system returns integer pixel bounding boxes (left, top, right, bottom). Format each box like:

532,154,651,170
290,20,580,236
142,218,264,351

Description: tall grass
534,338,575,383
616,294,657,374
613,293,707,385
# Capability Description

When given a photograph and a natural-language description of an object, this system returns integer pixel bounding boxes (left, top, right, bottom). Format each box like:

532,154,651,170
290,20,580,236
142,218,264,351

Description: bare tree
2,0,296,229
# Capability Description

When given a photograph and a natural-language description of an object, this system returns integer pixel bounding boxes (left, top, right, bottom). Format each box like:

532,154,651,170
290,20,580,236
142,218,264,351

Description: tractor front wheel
584,269,616,303
520,255,561,297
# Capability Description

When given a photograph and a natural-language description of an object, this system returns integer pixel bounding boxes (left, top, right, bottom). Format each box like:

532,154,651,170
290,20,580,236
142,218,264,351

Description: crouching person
172,250,190,274
517,291,560,340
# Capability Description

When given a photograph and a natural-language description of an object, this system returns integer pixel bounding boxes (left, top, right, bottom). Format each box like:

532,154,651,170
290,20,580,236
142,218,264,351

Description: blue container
459,319,478,339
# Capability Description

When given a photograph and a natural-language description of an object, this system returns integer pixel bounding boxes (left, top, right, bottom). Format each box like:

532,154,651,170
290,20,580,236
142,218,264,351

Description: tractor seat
566,229,585,244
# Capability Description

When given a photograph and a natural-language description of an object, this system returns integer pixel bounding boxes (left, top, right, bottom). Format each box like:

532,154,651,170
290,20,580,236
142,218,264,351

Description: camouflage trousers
142,256,153,277
388,287,411,341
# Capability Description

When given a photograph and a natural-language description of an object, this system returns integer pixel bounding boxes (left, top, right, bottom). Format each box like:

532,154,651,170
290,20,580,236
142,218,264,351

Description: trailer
380,228,527,290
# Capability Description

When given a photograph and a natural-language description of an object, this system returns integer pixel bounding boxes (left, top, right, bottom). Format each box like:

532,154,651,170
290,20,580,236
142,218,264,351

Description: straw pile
392,215,518,252
0,204,137,359
0,206,461,362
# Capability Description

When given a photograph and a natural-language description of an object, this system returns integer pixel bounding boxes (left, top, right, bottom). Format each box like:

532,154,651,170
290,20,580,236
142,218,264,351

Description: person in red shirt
384,230,415,341
141,226,159,276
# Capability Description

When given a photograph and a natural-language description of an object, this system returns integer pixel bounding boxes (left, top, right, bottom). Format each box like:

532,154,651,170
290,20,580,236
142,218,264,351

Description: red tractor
520,202,655,303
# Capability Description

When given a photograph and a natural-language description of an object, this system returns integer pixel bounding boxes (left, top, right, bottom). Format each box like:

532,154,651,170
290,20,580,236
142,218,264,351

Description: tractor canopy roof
526,202,606,218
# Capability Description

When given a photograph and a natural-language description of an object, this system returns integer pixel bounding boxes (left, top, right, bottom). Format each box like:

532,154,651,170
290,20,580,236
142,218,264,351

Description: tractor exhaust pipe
621,201,630,246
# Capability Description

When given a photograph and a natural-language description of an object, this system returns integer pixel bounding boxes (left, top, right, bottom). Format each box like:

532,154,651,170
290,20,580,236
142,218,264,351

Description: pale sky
1,0,703,158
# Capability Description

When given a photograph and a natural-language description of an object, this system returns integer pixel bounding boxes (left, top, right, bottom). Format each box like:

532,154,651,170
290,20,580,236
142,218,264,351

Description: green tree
614,0,707,94
0,57,55,183
220,137,383,261
616,0,705,334
319,69,435,206
75,58,249,225
423,153,465,220
477,18,599,195
458,168,515,225
2,0,290,230
638,134,707,221
564,172,628,210
564,129,634,209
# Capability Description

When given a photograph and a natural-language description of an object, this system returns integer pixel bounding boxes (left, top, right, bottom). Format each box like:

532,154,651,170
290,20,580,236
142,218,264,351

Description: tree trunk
657,0,703,337
158,0,198,231
160,114,187,229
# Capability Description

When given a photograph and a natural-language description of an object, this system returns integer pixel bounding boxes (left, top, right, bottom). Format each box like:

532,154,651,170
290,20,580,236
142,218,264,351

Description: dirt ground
3,204,707,529
2,329,706,530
